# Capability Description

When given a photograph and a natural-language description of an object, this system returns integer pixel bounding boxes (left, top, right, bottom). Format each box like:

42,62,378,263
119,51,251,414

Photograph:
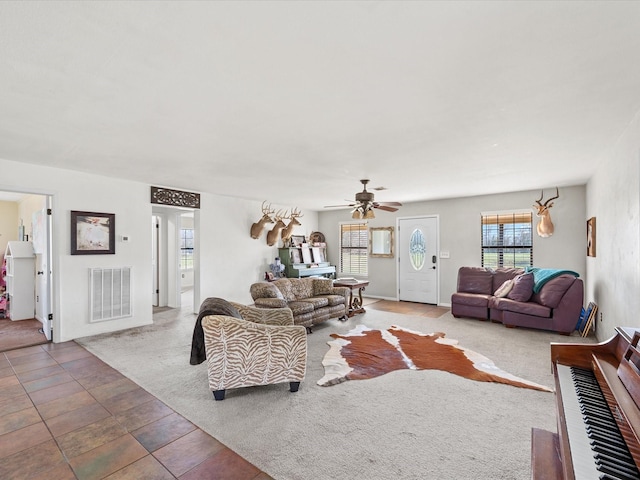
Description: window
180,228,194,270
340,223,368,275
481,212,532,268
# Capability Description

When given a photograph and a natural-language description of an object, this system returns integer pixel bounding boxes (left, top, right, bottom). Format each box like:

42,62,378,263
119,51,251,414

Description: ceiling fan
324,179,402,219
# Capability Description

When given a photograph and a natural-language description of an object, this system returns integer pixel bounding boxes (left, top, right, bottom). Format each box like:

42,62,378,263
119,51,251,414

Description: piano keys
532,327,640,480
557,365,640,479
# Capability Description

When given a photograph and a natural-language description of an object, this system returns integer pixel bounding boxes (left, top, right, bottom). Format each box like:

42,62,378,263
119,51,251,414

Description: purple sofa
451,267,584,335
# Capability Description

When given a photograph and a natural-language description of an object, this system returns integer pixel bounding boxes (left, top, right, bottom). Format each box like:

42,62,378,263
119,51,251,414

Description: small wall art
291,235,306,247
71,211,115,255
587,217,596,257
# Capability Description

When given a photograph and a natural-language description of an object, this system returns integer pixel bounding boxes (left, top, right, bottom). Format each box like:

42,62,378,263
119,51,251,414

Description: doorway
398,216,439,304
0,191,53,350
151,207,199,315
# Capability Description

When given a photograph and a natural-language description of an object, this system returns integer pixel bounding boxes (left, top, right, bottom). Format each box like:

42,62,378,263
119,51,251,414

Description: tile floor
0,299,447,479
0,341,272,480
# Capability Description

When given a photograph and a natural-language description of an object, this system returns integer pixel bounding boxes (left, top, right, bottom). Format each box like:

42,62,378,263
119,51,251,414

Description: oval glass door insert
409,228,426,271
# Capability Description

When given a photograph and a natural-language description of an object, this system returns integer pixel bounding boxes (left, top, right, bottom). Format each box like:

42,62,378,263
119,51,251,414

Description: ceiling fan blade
374,205,399,212
324,204,355,208
376,201,403,207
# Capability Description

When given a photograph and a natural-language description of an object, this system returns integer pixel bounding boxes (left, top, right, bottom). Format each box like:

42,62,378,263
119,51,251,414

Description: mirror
370,227,394,258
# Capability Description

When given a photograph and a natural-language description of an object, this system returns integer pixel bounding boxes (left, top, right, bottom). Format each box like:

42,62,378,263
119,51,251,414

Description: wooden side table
333,280,370,317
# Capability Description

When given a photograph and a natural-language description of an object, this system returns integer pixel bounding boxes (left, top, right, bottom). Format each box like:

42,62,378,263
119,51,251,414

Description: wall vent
90,267,132,322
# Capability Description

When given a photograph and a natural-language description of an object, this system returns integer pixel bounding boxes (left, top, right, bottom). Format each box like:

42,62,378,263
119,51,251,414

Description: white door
32,205,52,340
152,215,159,306
399,216,438,304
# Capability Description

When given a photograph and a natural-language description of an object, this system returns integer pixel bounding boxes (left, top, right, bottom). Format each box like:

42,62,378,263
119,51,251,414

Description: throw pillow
494,279,515,298
507,273,534,302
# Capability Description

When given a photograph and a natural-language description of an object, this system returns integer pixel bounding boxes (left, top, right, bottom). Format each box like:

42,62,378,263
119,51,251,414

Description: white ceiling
1,1,639,210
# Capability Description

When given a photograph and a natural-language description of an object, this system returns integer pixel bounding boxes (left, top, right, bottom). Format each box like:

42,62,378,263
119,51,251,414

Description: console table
333,280,369,317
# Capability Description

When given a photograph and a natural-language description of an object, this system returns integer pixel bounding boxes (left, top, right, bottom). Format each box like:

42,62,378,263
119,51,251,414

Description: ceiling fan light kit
326,179,402,217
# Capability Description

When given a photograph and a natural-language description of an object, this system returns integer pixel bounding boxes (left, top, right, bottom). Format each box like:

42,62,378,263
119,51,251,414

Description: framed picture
291,235,305,247
587,217,596,257
71,211,115,255
291,248,302,264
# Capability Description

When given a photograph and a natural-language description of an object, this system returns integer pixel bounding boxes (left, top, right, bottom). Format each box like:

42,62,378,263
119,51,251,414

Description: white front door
398,216,438,304
32,206,52,340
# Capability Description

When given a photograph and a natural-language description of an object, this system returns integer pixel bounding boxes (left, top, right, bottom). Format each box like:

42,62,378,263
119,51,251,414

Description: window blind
481,212,533,268
340,223,368,275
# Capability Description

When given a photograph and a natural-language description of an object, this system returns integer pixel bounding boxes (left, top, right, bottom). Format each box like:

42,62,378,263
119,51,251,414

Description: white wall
197,194,318,306
586,111,640,340
6,142,639,345
319,185,587,305
0,157,317,342
0,159,154,342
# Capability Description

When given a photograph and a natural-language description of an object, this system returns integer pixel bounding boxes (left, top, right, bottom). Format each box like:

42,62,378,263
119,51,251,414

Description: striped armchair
202,302,307,401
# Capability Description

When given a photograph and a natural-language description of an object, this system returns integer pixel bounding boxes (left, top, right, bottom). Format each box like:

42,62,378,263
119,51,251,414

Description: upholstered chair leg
213,390,226,401
289,382,300,393
306,327,313,334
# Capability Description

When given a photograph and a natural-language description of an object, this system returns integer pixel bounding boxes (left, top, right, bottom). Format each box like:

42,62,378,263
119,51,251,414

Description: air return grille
90,267,132,322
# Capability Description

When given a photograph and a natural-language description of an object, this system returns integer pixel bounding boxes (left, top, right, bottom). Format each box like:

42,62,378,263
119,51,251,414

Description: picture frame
587,217,596,257
290,248,302,264
291,235,306,247
369,226,394,258
311,246,325,263
580,302,598,337
301,246,312,264
71,211,115,255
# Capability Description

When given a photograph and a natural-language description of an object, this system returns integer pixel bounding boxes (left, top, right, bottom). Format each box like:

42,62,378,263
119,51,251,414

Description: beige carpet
77,307,596,480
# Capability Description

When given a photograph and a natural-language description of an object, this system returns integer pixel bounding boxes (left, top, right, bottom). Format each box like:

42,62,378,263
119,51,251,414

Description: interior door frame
0,186,56,340
396,214,440,304
151,206,199,313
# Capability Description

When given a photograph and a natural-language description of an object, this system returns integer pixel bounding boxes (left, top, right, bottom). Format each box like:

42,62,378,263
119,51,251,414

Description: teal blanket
525,267,580,293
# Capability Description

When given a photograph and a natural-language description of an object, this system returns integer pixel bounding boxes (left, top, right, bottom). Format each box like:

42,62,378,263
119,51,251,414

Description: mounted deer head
281,207,304,243
533,187,559,237
266,210,287,246
250,201,275,239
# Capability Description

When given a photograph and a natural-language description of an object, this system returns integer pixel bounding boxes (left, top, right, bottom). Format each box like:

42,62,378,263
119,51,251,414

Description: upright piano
532,327,640,479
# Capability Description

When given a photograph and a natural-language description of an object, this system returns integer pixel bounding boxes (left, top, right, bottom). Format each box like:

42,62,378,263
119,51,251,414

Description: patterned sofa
250,278,350,331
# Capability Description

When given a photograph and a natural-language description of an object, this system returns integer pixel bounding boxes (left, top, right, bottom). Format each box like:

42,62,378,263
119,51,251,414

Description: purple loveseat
450,267,584,335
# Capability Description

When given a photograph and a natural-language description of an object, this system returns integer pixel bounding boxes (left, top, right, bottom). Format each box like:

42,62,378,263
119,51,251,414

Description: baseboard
363,294,398,301
364,295,450,307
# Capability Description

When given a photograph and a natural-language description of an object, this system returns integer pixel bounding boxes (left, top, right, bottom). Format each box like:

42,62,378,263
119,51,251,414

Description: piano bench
531,427,562,479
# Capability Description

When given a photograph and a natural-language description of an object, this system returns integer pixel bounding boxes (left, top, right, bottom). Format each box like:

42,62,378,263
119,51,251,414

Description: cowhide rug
317,325,552,392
